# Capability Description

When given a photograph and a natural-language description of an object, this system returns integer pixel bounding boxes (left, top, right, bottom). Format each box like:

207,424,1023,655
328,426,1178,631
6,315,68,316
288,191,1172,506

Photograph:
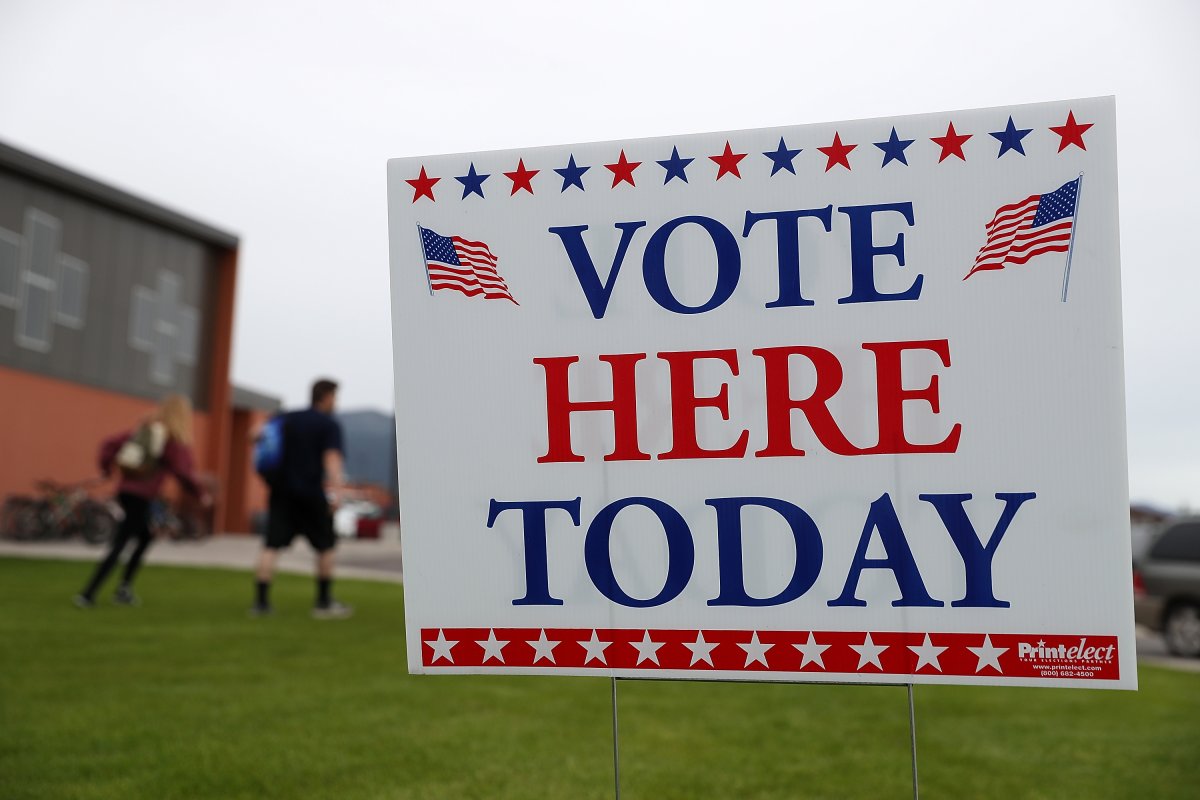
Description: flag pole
415,222,433,297
1060,172,1084,303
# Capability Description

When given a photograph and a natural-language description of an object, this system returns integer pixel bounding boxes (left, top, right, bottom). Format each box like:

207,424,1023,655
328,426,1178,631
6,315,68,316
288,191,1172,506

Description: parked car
1134,518,1200,658
354,505,383,539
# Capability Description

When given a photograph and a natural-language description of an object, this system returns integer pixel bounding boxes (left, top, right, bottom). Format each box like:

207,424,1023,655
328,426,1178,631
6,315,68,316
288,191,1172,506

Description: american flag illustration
418,225,517,304
965,178,1080,280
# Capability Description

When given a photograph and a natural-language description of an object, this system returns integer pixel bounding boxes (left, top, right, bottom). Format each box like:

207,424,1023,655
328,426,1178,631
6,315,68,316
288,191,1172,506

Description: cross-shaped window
129,270,200,385
0,208,89,353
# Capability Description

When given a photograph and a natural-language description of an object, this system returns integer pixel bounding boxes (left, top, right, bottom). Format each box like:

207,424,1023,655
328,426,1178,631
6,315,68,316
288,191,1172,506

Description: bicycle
0,479,118,544
0,495,44,541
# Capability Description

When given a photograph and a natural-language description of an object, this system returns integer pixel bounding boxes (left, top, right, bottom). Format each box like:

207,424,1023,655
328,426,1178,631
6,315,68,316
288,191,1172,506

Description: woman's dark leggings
80,493,153,600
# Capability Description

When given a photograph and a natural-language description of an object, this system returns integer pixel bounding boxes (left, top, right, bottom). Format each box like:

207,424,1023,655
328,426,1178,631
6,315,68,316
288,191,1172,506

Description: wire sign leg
907,683,920,800
611,677,622,800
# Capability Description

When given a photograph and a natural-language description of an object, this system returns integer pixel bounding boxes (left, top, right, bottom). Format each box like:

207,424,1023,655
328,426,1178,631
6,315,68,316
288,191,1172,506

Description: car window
1150,522,1200,562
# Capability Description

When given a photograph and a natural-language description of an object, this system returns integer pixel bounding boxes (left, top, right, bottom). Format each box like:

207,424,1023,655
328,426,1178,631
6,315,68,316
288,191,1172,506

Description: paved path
0,526,404,584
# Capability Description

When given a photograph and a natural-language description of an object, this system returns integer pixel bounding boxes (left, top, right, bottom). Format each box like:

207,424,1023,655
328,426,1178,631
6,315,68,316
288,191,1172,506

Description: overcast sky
1,0,1197,510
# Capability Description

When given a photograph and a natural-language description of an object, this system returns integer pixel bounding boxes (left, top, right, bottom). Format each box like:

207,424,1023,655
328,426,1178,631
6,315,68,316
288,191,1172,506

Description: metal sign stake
907,683,920,800
611,677,622,800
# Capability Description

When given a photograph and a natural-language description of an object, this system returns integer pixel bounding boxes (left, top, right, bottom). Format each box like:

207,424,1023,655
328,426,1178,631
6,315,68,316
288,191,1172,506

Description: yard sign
387,96,1134,689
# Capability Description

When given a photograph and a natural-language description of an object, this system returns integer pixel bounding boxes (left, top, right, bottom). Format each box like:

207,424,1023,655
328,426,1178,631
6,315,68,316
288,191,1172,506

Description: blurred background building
0,139,263,532
0,140,399,536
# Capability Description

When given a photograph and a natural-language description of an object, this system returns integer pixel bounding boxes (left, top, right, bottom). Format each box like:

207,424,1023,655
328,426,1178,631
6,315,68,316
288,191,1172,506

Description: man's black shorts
266,491,335,552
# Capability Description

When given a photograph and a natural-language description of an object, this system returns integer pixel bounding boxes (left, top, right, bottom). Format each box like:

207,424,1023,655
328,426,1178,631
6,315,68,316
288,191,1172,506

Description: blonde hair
156,394,194,445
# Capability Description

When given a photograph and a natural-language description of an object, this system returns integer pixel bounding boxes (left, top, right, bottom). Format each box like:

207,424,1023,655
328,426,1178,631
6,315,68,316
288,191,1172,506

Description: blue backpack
254,415,285,482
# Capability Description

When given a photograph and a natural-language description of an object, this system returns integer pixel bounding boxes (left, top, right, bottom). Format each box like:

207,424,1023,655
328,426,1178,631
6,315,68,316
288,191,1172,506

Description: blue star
762,137,802,176
989,116,1033,158
554,155,589,192
873,127,914,167
656,146,694,184
454,163,489,199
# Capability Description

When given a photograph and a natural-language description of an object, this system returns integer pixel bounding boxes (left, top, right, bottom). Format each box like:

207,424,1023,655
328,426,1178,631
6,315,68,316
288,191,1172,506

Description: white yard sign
387,97,1133,689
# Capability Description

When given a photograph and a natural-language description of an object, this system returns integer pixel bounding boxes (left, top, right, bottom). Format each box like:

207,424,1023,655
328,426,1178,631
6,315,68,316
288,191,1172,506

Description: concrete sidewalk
0,527,403,584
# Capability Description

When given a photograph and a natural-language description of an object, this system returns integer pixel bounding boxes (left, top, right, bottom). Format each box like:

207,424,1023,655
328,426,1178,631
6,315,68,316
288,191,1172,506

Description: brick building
0,139,269,533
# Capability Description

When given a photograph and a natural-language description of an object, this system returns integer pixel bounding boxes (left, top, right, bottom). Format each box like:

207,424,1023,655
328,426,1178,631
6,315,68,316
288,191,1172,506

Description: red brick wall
0,365,213,498
225,407,273,534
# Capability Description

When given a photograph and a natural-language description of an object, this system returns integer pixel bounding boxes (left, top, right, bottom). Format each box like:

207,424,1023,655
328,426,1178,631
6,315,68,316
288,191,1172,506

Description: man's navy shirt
281,408,344,499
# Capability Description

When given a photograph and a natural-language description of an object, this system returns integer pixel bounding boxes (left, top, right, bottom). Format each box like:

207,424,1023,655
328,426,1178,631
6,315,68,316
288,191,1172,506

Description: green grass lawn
1,557,1198,800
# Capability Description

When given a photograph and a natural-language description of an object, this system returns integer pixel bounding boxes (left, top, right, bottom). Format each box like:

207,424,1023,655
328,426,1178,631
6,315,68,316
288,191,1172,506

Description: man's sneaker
312,600,354,620
114,586,140,606
72,594,94,609
248,603,274,618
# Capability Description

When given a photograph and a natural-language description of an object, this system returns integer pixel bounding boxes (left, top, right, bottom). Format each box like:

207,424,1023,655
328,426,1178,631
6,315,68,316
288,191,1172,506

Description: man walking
252,378,352,618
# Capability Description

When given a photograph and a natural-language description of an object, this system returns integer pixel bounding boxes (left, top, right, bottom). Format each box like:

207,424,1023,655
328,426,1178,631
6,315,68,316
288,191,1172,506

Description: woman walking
74,395,210,608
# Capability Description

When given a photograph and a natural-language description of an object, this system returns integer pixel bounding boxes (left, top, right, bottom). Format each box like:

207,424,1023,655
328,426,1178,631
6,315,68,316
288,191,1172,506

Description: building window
177,307,199,366
16,282,53,352
149,272,181,385
2,207,93,351
24,209,60,282
55,254,88,328
129,270,200,386
15,211,61,352
150,337,175,384
0,229,19,307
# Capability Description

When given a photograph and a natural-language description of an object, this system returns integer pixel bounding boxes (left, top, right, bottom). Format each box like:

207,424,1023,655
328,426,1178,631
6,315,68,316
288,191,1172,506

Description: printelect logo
1017,638,1115,662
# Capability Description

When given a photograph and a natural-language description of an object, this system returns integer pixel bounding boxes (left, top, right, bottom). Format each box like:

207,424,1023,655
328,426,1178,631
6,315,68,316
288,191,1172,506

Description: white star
794,632,830,669
425,629,457,664
476,629,509,664
632,631,664,665
908,634,948,672
684,631,719,667
528,630,560,664
851,633,888,671
579,629,611,665
738,631,773,668
968,634,1008,673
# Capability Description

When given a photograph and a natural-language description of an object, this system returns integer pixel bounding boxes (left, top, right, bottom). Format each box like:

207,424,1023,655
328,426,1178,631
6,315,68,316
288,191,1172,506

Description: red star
405,166,439,203
817,132,856,172
604,150,641,187
504,159,539,195
709,141,747,180
1049,111,1094,152
931,122,971,163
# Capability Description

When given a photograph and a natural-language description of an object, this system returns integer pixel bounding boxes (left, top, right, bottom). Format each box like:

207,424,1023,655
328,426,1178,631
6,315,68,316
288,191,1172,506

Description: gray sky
1,0,1197,511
